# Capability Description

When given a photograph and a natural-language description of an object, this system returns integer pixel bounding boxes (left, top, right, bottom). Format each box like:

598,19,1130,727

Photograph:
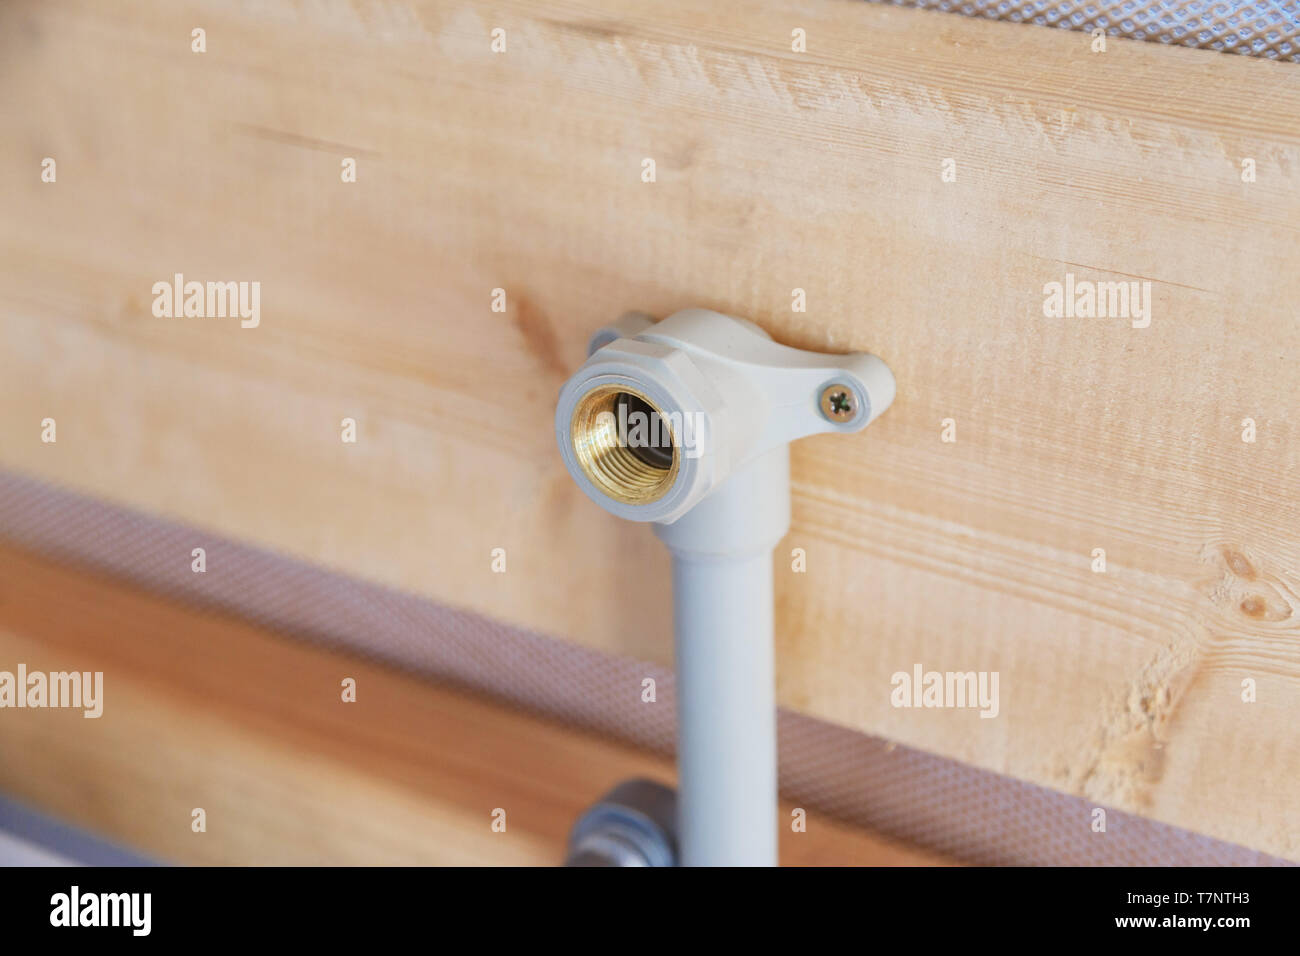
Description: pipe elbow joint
555,308,895,527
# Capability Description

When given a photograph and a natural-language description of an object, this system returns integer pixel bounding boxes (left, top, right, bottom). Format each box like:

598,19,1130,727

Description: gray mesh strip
877,0,1300,61
0,469,1289,865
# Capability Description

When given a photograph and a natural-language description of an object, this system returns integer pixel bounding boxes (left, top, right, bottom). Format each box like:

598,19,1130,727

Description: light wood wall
0,544,942,865
0,0,1297,858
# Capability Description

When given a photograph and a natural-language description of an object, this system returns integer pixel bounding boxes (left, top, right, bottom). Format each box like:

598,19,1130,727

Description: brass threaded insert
570,385,680,505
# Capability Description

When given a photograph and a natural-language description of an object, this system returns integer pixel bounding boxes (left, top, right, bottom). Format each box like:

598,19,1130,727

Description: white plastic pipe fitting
555,308,895,866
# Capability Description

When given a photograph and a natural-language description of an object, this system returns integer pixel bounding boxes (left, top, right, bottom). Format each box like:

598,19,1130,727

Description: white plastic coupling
555,308,896,531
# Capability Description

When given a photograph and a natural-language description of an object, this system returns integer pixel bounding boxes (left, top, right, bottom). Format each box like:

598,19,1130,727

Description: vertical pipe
671,549,778,866
558,311,894,867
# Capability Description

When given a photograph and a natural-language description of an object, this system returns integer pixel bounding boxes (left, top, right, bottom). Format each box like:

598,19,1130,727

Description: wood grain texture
0,0,1297,856
0,543,938,865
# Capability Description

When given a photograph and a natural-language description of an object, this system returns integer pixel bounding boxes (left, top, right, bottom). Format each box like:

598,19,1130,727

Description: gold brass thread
570,385,679,505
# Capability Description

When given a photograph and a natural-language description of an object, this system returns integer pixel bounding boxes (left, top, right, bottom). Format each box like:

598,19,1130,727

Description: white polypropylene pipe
654,447,789,867
671,550,778,867
557,309,896,868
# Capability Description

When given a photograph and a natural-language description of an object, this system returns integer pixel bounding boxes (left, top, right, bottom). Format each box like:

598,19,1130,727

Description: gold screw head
819,385,857,423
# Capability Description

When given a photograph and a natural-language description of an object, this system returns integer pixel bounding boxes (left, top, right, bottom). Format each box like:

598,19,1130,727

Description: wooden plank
0,0,1297,857
0,543,939,865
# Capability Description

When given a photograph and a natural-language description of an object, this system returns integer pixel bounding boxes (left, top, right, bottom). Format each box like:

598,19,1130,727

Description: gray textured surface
879,0,1300,61
0,794,154,867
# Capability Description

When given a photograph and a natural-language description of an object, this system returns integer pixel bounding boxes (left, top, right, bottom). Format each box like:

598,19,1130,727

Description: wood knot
1222,547,1257,580
1240,593,1291,622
